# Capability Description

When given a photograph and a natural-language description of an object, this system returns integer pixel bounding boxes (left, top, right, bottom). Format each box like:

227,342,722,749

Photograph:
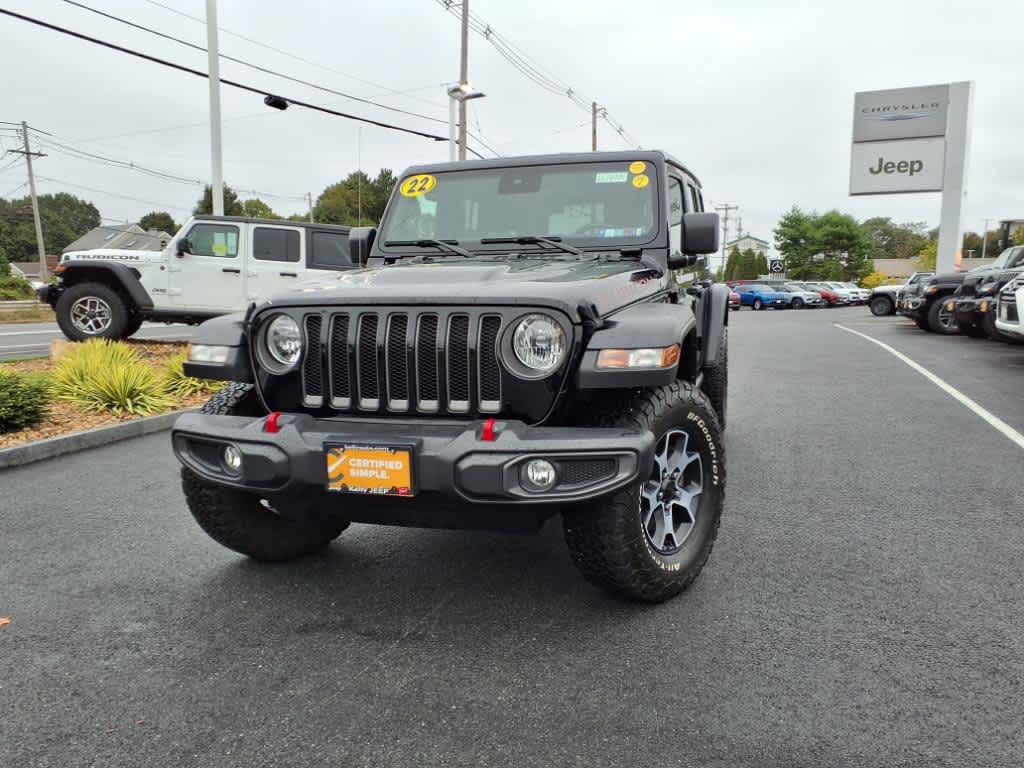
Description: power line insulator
264,95,289,111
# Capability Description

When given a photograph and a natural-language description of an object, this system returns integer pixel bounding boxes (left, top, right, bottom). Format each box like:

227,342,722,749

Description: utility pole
457,0,470,161
19,122,47,281
306,192,314,223
592,102,598,151
205,0,225,215
981,217,992,260
715,204,738,277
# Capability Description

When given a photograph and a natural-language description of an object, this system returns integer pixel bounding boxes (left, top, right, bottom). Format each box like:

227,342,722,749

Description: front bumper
172,412,654,510
995,288,1023,337
952,296,994,325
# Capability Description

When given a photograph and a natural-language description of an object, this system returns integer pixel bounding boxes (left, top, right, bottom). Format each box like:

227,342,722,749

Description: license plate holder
324,443,415,497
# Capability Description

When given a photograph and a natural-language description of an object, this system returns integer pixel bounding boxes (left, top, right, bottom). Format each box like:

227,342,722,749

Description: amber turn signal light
597,343,680,370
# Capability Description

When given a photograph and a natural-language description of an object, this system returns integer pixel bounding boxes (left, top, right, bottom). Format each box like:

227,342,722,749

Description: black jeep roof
193,215,350,232
401,150,703,188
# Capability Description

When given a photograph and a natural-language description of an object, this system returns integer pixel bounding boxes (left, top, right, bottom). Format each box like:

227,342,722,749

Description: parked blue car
736,284,789,310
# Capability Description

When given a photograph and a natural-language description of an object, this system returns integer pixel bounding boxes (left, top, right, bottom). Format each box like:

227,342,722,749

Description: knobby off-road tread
181,382,348,561
562,381,725,603
701,327,727,430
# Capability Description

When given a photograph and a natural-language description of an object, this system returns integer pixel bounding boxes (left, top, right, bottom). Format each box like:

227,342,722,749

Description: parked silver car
779,283,825,308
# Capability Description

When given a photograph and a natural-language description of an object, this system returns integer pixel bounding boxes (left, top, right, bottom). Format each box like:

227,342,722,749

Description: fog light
522,458,557,492
222,444,242,472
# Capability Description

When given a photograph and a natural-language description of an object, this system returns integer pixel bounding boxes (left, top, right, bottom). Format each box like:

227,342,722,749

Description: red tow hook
480,417,498,442
263,411,282,434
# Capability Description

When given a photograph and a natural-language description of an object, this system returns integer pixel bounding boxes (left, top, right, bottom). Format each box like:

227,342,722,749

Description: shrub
162,349,224,398
51,339,172,416
0,370,50,433
0,275,35,300
860,271,888,289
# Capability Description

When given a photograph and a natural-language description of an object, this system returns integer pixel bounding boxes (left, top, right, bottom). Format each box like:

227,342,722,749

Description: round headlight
511,314,566,375
265,314,302,368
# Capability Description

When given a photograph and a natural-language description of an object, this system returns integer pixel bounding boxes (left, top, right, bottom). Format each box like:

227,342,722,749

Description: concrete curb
0,408,195,469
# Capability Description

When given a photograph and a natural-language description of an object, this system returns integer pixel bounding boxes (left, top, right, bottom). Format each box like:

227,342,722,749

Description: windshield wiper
383,239,473,257
479,235,583,256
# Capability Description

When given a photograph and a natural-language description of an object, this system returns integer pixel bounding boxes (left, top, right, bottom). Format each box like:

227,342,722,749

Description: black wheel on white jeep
55,282,129,341
562,382,725,603
181,383,349,561
869,295,894,316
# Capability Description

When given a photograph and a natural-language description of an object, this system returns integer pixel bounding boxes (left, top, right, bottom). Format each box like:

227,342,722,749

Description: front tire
562,382,725,603
55,282,129,341
927,299,958,334
870,296,894,316
753,298,763,311
791,297,804,310
180,383,349,561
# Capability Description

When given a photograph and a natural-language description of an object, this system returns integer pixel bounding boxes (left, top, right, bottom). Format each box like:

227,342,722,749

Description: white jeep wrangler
40,216,354,341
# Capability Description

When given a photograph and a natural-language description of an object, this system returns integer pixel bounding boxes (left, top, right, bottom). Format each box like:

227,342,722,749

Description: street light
447,84,485,162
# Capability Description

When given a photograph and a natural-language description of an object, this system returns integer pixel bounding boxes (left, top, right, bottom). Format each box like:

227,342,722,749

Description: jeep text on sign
849,137,945,195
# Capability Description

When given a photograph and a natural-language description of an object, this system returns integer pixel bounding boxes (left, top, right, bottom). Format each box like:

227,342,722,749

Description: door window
186,224,239,258
310,231,352,270
667,177,684,256
253,227,300,262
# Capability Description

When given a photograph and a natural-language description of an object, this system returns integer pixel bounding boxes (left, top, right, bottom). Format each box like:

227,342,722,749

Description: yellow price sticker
632,174,650,189
628,161,646,174
400,173,437,197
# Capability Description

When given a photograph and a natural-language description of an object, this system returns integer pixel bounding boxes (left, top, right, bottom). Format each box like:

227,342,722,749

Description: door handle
279,272,298,277
222,267,241,274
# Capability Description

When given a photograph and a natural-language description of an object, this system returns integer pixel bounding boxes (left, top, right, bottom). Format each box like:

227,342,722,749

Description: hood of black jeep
266,257,670,321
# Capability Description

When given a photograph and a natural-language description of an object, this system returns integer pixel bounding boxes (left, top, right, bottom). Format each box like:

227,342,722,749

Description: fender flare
577,302,696,389
182,312,253,382
58,261,154,310
700,283,730,368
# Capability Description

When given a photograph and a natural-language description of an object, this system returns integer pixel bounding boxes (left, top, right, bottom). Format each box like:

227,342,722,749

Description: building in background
61,224,171,254
724,234,770,258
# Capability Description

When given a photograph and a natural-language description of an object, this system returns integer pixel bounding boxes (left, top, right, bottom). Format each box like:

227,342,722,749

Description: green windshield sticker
595,172,628,184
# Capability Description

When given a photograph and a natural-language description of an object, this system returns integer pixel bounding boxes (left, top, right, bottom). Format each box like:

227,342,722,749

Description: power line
0,8,451,143
35,175,192,213
431,0,640,149
1,180,28,198
59,0,451,127
140,0,448,111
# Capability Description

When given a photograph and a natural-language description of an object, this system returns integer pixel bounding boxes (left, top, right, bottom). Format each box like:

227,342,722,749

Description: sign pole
935,81,973,274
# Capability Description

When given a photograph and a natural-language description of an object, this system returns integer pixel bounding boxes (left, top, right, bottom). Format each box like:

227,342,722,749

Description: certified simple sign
850,137,945,195
853,84,949,142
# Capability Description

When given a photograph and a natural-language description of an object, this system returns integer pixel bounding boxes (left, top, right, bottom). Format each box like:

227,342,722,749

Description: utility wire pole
714,204,738,277
981,217,992,260
205,0,224,216
306,192,314,223
457,0,470,161
592,102,598,151
14,122,48,281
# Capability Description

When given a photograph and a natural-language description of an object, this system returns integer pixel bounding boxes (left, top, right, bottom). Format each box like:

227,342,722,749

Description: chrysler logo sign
853,85,949,141
861,101,943,122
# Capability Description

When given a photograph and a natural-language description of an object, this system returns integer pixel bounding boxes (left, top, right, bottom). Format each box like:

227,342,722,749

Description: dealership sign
849,82,973,273
850,137,945,195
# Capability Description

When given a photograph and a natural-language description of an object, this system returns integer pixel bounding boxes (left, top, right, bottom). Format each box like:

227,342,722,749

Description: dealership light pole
205,0,225,215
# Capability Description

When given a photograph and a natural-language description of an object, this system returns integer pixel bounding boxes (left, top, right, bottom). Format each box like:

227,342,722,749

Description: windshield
379,161,659,253
987,246,1024,270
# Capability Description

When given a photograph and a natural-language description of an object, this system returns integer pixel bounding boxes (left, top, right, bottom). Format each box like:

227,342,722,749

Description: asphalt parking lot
2,306,1022,767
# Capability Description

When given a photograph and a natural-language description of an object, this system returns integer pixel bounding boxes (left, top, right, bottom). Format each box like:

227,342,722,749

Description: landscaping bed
0,340,217,450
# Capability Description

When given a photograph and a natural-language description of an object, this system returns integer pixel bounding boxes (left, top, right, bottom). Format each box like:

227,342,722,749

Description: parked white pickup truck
40,216,354,340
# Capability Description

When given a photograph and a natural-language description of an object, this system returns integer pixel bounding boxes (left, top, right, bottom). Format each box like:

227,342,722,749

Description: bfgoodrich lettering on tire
562,381,725,603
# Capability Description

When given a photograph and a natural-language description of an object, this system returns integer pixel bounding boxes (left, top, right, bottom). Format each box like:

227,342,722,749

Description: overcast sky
3,0,1023,255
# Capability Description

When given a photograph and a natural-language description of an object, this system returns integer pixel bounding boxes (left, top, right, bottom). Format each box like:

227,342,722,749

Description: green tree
194,184,243,216
240,198,279,219
314,169,397,227
773,206,818,278
0,192,100,261
917,241,937,271
1013,225,1024,246
139,211,178,234
724,245,742,281
0,248,10,277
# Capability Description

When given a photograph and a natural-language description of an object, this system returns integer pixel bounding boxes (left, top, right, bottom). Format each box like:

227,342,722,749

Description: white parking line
835,323,1024,451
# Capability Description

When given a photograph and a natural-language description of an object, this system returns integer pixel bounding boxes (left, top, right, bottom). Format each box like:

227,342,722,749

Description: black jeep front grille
298,308,513,417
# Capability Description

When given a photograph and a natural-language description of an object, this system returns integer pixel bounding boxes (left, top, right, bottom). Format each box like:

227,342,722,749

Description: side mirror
348,226,376,266
667,212,719,269
175,238,191,258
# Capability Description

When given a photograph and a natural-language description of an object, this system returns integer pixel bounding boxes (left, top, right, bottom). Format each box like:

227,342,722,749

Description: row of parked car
727,281,870,310
866,245,1024,344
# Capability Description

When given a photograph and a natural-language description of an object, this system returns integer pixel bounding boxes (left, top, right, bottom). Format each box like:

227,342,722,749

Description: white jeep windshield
379,161,659,252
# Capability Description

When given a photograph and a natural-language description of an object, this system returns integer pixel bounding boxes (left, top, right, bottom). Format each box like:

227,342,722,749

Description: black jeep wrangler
899,271,965,333
171,151,728,602
948,246,1024,341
